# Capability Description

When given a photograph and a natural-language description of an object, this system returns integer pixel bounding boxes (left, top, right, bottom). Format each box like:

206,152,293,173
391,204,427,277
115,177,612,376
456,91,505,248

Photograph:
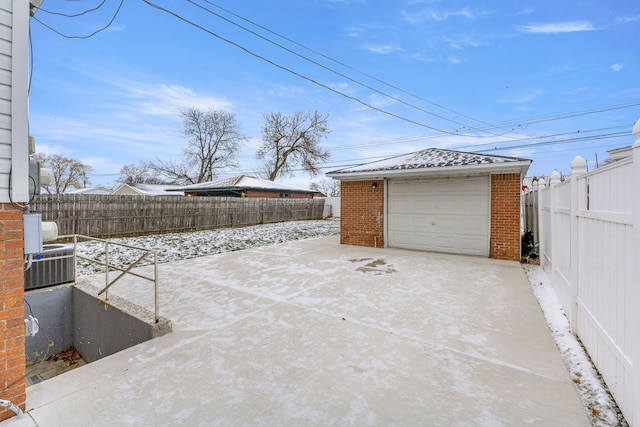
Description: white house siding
0,0,29,203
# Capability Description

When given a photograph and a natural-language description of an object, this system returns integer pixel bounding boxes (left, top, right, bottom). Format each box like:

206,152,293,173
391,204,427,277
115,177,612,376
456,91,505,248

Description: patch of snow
75,219,339,277
522,264,627,427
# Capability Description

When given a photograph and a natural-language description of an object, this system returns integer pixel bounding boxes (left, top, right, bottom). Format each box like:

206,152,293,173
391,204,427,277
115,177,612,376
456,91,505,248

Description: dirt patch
27,347,86,386
351,258,396,275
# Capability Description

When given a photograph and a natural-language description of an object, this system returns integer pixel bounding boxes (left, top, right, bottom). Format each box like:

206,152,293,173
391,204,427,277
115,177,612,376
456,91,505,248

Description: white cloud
615,14,640,24
363,44,403,54
518,8,534,15
519,21,595,34
561,86,590,96
121,82,232,117
447,56,461,65
443,36,480,50
344,27,364,37
412,52,434,62
611,63,624,72
368,94,398,109
402,7,487,25
498,89,543,104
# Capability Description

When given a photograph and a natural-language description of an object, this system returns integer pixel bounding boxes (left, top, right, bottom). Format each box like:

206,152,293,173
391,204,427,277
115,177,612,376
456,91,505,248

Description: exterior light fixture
372,182,378,189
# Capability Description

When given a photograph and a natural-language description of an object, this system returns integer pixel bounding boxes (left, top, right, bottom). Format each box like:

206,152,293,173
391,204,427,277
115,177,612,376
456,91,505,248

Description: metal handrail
58,234,160,323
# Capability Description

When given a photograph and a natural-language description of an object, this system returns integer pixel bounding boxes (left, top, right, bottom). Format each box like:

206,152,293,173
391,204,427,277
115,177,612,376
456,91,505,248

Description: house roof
327,148,531,179
113,183,185,196
66,187,112,195
170,175,315,194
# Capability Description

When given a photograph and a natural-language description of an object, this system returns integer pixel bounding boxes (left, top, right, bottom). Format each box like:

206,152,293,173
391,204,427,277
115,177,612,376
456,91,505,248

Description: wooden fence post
568,156,587,335
631,119,640,427
537,178,547,268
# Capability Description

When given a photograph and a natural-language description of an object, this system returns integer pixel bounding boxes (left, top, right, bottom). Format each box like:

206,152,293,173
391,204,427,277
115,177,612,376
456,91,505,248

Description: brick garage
328,148,531,261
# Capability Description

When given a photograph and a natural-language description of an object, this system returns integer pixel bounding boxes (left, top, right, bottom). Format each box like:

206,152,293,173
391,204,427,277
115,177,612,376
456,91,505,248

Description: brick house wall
340,180,384,247
489,173,522,261
0,204,26,421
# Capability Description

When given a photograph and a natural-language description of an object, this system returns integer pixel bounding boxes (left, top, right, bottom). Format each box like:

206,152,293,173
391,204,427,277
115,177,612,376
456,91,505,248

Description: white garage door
387,176,490,256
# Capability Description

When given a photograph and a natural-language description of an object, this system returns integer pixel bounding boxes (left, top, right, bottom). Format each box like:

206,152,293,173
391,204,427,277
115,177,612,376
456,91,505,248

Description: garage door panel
392,214,484,235
459,237,485,253
460,177,489,193
457,216,489,234
388,214,413,230
389,181,412,194
388,176,490,256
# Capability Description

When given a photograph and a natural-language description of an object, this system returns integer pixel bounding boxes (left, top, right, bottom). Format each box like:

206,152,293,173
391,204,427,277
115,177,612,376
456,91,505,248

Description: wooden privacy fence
30,194,326,238
522,143,640,426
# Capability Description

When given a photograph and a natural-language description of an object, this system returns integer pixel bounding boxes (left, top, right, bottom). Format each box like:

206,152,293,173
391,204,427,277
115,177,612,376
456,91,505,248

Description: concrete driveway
6,236,589,426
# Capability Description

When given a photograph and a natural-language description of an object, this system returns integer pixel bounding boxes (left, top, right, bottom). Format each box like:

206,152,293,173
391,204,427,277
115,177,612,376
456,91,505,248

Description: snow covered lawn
522,264,627,426
74,219,339,276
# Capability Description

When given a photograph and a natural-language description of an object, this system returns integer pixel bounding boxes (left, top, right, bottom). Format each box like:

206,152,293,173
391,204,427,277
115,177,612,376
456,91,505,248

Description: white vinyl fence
524,141,640,426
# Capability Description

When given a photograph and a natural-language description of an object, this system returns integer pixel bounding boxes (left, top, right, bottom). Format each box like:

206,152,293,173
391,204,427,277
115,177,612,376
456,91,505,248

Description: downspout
0,399,24,418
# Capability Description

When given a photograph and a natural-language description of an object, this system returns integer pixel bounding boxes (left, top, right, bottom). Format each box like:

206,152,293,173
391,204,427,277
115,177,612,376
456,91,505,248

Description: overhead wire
32,0,639,180
32,0,124,39
36,0,107,17
187,0,498,136
140,0,465,136
162,0,640,145
199,0,500,131
324,101,640,153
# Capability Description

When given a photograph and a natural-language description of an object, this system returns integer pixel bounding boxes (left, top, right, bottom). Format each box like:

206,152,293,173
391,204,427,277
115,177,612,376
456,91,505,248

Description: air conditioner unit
25,244,75,290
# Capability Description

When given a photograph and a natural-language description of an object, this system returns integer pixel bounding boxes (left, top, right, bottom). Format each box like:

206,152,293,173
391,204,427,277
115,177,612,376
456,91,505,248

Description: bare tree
256,110,331,181
310,179,340,197
32,153,93,194
148,108,246,184
116,163,171,185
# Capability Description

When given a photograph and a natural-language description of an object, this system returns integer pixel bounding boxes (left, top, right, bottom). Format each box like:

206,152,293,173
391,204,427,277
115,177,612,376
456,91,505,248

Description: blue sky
29,0,640,189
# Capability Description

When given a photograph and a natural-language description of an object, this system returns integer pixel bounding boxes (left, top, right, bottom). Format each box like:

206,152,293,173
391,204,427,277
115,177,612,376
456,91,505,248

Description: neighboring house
112,183,185,196
0,1,31,421
66,186,113,195
604,145,632,163
327,148,531,261
170,175,316,199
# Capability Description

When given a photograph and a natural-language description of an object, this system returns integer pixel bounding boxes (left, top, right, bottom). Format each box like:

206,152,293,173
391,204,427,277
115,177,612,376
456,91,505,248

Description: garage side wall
340,180,384,247
490,173,522,261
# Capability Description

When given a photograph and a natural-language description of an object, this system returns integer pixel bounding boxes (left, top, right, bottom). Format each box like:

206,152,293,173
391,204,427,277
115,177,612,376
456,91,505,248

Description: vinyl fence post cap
570,156,587,175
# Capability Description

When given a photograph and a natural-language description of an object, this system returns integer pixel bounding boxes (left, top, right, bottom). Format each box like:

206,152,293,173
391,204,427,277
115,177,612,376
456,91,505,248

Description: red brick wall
490,174,522,261
340,180,384,247
0,204,26,421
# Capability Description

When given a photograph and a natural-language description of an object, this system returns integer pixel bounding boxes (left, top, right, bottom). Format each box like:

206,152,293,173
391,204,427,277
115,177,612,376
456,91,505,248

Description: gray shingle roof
328,148,531,175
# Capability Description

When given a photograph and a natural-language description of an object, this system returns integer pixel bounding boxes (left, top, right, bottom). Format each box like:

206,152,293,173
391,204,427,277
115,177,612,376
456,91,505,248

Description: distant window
279,193,290,198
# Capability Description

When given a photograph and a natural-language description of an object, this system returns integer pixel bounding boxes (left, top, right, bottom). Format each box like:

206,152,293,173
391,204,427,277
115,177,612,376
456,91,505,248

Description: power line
188,0,499,136
36,0,108,18
198,0,499,131
325,101,640,153
32,0,124,39
141,0,464,135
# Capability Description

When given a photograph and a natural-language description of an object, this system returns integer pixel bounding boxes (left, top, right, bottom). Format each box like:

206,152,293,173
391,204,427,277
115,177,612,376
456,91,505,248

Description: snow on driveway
69,219,624,425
